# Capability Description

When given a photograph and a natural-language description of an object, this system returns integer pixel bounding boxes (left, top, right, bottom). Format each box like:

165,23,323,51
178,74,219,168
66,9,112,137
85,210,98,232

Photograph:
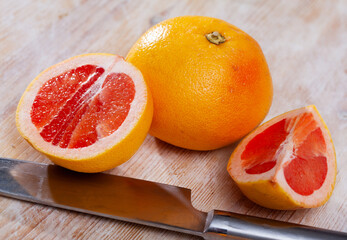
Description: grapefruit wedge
227,105,336,210
16,53,153,173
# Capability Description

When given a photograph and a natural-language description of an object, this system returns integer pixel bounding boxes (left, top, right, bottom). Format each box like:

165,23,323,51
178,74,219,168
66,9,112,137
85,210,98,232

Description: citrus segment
31,65,101,129
33,68,135,149
242,119,287,174
16,53,153,173
227,105,336,210
36,65,105,144
284,155,327,196
68,73,135,149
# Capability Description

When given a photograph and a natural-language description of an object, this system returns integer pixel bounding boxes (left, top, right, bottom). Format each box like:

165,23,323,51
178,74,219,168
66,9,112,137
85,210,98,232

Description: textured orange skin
127,16,273,150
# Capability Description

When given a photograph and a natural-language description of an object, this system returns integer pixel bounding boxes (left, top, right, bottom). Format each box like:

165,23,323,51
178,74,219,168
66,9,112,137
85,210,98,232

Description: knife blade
0,158,346,240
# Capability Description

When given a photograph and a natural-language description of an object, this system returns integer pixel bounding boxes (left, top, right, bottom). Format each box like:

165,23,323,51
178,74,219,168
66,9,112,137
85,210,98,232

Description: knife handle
203,210,347,240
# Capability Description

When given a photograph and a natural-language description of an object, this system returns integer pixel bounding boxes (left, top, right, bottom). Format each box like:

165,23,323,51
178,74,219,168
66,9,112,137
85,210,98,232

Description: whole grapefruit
126,16,272,150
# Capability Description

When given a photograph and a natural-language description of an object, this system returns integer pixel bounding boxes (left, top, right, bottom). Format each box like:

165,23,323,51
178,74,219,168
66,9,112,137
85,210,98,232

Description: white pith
229,106,336,205
17,54,148,160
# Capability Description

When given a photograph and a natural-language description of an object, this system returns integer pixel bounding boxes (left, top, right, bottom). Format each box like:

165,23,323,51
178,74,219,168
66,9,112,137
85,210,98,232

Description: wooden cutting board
0,0,346,239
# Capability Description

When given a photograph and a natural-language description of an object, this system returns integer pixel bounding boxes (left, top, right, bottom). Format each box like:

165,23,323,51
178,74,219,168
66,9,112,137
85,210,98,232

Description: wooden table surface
0,0,346,239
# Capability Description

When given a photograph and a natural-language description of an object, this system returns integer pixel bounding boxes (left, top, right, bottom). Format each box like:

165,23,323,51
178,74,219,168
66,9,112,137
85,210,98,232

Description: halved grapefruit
16,53,153,173
227,105,336,210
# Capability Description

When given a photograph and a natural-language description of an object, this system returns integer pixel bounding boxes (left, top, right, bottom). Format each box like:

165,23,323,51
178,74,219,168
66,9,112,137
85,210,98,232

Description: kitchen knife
0,158,346,240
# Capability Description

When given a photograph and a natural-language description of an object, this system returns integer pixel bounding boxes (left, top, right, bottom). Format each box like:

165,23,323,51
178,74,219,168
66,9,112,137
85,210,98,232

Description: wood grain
0,0,346,239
